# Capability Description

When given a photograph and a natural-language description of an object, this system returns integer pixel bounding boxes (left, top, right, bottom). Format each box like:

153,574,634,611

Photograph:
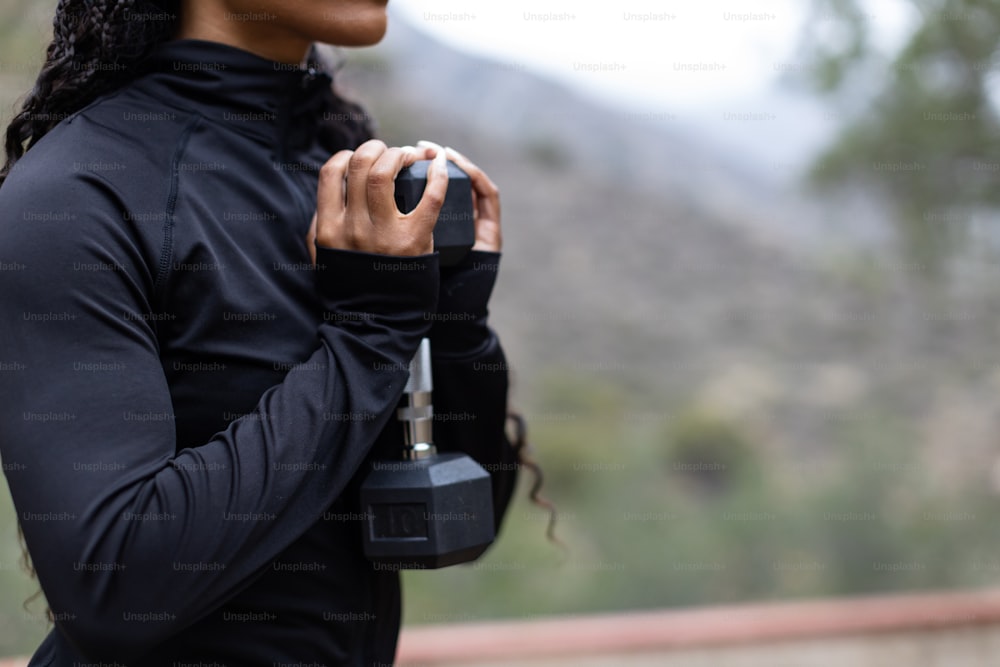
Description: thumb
306,213,317,265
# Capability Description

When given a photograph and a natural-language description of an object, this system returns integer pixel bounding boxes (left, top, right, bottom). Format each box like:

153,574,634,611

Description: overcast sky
388,0,915,116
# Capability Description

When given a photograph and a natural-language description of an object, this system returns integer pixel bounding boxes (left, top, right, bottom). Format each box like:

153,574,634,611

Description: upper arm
0,163,441,660
0,169,178,573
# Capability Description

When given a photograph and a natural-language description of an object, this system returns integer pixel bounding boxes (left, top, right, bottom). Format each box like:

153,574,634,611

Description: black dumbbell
360,339,496,569
394,159,475,267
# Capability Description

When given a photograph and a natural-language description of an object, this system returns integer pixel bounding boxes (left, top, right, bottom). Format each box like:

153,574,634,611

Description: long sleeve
0,171,439,661
429,251,520,532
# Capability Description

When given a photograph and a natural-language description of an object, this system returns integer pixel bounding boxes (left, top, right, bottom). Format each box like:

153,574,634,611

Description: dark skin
177,0,503,261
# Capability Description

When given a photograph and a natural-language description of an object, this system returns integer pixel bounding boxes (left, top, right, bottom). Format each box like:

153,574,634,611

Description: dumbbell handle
398,338,436,460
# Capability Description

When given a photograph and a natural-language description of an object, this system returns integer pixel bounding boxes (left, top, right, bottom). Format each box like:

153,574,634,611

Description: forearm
425,250,519,530
431,331,519,532
0,230,439,659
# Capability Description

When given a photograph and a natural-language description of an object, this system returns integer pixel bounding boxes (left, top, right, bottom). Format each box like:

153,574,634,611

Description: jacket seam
154,115,202,294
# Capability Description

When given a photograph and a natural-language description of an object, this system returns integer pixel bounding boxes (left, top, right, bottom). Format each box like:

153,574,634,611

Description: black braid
1,0,178,186
1,1,376,187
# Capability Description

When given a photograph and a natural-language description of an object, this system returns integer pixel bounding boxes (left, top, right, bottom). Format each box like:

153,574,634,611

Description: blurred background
4,0,1000,661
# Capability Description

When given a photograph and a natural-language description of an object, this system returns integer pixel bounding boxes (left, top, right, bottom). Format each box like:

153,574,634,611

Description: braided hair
0,0,374,187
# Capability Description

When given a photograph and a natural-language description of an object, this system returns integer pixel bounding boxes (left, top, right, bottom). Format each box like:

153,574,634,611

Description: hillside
338,14,1000,473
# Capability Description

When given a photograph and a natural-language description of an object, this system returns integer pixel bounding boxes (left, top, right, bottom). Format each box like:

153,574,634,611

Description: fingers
315,149,353,249
344,139,388,225
443,146,502,253
402,144,436,162
314,139,498,258
445,145,500,224
306,213,317,265
416,139,443,155
410,148,449,238
366,146,411,223
317,149,352,213
314,140,440,256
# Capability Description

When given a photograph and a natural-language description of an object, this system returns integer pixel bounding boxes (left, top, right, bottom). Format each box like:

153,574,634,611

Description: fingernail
434,147,448,169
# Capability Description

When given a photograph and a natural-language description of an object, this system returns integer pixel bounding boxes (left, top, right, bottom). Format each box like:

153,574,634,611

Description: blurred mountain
345,15,835,248
333,17,853,382
338,14,1000,478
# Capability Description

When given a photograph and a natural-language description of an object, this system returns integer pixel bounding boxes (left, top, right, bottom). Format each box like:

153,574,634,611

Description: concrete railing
6,588,1000,666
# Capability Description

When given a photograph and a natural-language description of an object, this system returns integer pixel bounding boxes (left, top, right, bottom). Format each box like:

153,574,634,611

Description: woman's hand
307,139,448,263
416,140,502,253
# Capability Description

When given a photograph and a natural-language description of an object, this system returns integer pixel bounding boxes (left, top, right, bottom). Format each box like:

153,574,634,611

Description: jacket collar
138,39,335,153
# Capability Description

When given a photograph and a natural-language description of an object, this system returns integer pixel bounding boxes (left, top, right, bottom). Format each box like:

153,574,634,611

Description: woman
0,0,520,664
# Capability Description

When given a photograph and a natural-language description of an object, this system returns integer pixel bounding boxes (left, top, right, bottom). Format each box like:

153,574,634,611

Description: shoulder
2,80,200,205
0,82,200,287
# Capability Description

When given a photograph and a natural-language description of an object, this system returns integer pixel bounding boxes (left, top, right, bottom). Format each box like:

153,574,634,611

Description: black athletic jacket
0,39,518,666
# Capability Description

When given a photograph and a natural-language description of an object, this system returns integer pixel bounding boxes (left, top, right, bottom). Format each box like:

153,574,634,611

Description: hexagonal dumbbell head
360,452,495,569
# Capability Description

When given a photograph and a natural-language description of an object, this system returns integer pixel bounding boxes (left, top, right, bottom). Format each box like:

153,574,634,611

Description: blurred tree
797,0,1000,272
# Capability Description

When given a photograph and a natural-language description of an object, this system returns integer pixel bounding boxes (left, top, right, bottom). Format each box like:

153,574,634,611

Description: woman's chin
320,13,388,47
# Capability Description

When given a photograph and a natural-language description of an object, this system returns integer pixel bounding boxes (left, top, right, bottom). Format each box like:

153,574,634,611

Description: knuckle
366,166,393,188
319,157,343,182
356,139,387,156
348,152,369,172
422,191,445,209
343,227,363,249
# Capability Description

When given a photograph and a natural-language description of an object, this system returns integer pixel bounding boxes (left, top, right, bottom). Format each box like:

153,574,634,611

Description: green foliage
0,482,49,656
660,408,759,497
398,374,1000,620
798,0,1000,271
801,0,876,92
